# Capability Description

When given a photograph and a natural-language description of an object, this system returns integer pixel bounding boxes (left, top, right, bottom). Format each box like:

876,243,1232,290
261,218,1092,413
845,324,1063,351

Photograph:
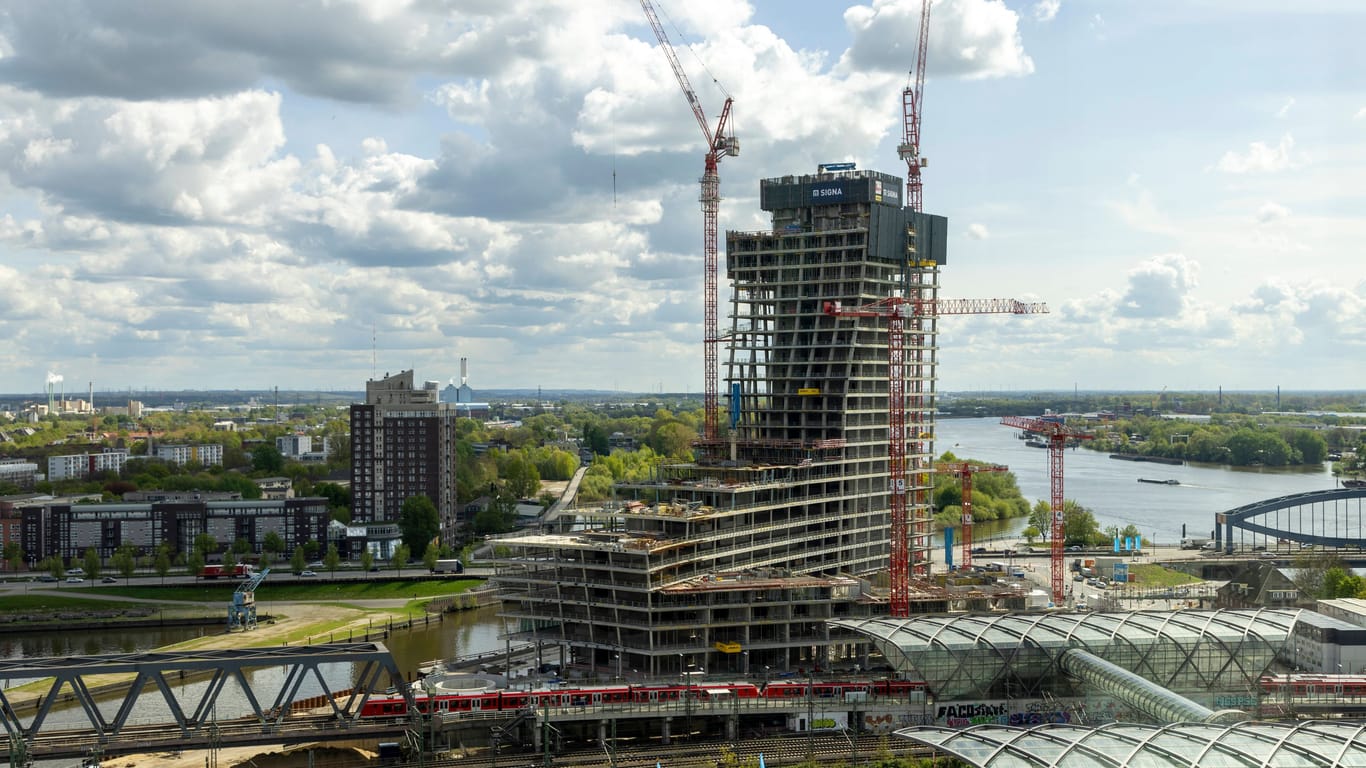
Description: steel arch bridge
1216,488,1366,554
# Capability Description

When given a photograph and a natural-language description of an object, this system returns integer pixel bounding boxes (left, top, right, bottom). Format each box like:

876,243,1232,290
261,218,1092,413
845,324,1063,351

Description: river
936,416,1338,544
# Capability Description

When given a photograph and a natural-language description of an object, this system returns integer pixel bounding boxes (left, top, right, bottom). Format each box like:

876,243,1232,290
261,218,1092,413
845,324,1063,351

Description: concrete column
661,716,672,745
598,720,607,749
726,714,738,741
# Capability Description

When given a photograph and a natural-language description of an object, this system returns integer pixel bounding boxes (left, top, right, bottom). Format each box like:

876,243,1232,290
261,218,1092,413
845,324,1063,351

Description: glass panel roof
898,721,1366,768
834,609,1298,698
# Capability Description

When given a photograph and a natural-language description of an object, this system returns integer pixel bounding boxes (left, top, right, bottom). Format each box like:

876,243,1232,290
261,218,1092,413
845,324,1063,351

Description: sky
0,0,1363,395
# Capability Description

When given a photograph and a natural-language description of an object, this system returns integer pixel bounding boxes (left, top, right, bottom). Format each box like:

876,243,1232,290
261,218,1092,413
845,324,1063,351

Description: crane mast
899,0,932,213
640,0,738,441
935,461,1008,569
825,298,1047,616
1000,417,1094,605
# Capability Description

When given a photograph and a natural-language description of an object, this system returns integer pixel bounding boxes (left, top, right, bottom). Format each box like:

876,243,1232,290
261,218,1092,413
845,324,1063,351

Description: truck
432,558,464,574
1180,537,1212,550
200,564,256,579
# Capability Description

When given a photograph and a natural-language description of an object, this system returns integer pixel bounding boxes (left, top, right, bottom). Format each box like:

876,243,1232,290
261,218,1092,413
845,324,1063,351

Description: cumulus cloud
1115,254,1198,319
966,223,990,239
840,0,1034,79
1255,201,1290,223
1355,106,1366,121
1217,134,1297,174
0,0,952,391
1033,0,1061,22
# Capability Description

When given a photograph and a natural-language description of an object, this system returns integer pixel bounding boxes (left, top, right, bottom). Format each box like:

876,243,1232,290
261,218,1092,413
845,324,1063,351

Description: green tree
155,546,172,584
391,544,411,575
45,556,65,580
251,444,285,473
1323,566,1364,599
650,420,697,459
1022,525,1041,543
222,550,237,575
292,546,308,575
231,537,252,555
324,543,341,576
263,530,285,556
583,423,610,456
2,541,21,572
193,533,218,558
501,454,541,499
187,549,205,578
1062,500,1105,546
398,495,441,559
473,492,519,534
423,541,440,573
1028,500,1052,538
112,544,138,582
360,548,374,575
83,548,102,582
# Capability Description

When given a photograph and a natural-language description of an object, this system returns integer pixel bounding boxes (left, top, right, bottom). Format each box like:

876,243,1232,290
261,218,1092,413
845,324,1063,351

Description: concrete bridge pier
726,714,738,741
598,719,608,749
661,716,672,745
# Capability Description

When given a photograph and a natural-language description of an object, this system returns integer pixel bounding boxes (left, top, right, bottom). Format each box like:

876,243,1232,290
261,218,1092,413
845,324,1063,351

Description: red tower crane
899,0,932,212
1000,416,1094,605
934,461,1008,570
824,297,1048,617
640,0,739,441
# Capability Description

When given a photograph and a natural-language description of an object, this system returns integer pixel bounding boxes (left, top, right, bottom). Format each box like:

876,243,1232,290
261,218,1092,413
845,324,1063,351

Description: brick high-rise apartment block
350,370,458,544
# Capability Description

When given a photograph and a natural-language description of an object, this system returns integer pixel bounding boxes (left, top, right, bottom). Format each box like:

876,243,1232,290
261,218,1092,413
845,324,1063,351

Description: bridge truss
1218,488,1366,553
0,642,413,760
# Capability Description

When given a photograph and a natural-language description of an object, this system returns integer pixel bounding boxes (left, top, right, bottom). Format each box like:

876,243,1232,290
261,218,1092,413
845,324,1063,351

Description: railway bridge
0,642,413,763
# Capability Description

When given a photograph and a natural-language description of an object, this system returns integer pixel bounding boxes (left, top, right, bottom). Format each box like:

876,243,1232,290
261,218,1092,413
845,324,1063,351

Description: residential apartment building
350,370,458,545
277,434,312,458
48,449,130,481
0,459,39,490
153,443,224,467
19,497,330,564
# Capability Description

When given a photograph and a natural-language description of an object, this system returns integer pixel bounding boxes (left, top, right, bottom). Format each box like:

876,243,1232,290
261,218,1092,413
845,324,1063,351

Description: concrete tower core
493,166,951,679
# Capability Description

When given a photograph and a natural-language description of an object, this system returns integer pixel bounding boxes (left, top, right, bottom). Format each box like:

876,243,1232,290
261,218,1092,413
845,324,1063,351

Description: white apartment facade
48,450,130,481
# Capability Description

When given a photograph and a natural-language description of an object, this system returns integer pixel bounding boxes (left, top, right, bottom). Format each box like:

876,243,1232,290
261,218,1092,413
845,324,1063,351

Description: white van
1200,541,1218,551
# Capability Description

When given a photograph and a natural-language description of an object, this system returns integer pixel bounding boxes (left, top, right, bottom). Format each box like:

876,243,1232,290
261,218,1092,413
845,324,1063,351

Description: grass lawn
108,578,481,602
1129,563,1202,587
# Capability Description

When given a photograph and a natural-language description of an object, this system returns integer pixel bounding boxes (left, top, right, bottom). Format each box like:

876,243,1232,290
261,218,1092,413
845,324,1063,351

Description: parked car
64,576,83,583
67,567,85,576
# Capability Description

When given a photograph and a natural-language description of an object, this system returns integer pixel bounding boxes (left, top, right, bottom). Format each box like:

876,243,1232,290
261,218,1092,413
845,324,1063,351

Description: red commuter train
358,679,926,718
1261,674,1366,698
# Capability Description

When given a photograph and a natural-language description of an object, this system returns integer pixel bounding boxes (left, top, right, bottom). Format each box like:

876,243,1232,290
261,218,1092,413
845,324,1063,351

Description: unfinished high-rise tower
492,165,956,680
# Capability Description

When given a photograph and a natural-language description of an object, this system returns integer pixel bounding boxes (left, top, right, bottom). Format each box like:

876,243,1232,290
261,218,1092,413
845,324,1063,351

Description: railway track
466,733,933,768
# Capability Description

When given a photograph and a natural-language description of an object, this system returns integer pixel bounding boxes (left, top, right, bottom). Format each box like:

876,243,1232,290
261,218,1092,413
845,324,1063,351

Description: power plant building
492,166,949,677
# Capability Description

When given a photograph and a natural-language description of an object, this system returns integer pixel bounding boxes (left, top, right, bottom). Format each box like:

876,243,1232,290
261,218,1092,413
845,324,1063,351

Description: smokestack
460,357,468,386
89,381,94,412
